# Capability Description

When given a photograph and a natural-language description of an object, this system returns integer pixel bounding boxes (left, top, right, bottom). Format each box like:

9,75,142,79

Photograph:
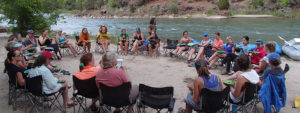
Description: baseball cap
203,33,209,36
41,51,54,60
136,27,141,32
267,52,280,62
27,30,34,34
13,43,22,48
256,39,264,45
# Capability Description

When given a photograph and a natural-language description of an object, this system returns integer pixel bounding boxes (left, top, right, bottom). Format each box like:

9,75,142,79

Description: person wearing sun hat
29,51,76,108
260,52,283,81
251,39,266,65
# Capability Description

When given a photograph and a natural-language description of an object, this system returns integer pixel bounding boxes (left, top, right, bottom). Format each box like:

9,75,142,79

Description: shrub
135,0,149,6
252,0,264,8
130,4,135,13
280,0,290,7
169,0,179,14
218,0,230,10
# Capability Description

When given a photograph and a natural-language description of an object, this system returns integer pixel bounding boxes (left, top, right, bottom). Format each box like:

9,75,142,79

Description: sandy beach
1,38,300,113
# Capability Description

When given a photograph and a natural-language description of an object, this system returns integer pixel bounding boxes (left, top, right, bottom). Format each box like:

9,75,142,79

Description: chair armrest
168,98,176,112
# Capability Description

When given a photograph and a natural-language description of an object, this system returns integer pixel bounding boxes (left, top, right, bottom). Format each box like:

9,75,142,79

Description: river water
2,14,300,45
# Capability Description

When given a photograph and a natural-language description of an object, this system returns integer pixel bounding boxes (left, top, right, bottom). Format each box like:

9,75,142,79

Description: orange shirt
74,66,101,80
77,33,90,45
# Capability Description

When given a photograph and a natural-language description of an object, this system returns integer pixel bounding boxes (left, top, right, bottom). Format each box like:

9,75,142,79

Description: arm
218,75,226,91
231,76,246,98
193,78,203,104
43,68,59,90
55,35,60,45
203,41,210,47
254,60,267,72
146,36,152,42
226,71,242,80
77,34,83,45
38,36,46,45
96,33,100,42
231,46,235,53
16,72,25,86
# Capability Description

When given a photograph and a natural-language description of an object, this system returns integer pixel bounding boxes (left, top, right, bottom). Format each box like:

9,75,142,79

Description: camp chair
136,84,175,113
75,36,84,53
57,41,71,56
25,76,65,113
72,76,99,113
163,39,178,57
230,82,260,113
193,87,230,113
7,71,26,111
98,82,133,113
116,38,133,55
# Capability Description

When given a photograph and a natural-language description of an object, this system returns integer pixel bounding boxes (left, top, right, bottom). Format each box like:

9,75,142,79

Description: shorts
205,49,215,57
184,93,202,111
45,84,62,94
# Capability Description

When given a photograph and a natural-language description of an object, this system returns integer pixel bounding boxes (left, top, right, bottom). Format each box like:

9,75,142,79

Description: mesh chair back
75,36,83,46
7,70,16,85
243,82,257,104
138,84,174,109
26,76,43,96
200,87,230,113
166,39,178,49
73,76,98,98
99,82,131,107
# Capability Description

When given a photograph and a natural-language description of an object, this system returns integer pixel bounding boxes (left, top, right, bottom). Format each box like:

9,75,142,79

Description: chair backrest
73,76,99,98
166,39,178,48
200,87,230,112
283,63,289,74
138,84,174,109
99,82,131,107
242,82,258,104
6,70,17,85
25,76,43,96
75,36,80,42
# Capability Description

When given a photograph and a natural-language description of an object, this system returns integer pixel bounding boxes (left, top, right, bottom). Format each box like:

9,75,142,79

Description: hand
120,66,127,72
187,85,194,91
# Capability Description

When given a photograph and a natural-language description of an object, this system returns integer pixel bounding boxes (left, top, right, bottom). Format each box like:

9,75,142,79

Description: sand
1,38,300,113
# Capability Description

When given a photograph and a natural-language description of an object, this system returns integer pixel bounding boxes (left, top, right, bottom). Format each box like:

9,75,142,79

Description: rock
101,9,107,14
230,4,245,10
188,0,193,3
197,6,205,11
177,1,182,5
263,2,277,10
211,0,218,4
185,5,194,10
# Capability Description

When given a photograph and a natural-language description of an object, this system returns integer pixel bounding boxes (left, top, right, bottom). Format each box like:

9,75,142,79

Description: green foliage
252,0,264,8
0,0,59,36
134,0,149,6
169,0,179,14
218,0,230,10
108,0,128,8
130,4,135,13
280,0,290,7
206,8,218,16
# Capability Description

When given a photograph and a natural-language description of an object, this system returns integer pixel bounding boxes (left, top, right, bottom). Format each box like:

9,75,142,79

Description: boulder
185,5,194,10
197,6,205,11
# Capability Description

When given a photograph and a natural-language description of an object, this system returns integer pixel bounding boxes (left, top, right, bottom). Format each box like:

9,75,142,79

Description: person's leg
194,47,204,61
88,42,91,53
100,41,106,53
172,46,179,54
187,48,195,61
82,42,87,53
176,47,185,55
127,85,139,113
209,56,219,68
185,103,192,113
148,44,153,57
154,43,159,58
208,52,219,62
131,40,137,52
125,41,129,55
69,42,79,54
67,43,76,57
105,40,109,51
61,82,73,108
120,41,124,55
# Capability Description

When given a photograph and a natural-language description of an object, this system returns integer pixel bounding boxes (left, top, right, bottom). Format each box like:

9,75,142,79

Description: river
2,14,300,45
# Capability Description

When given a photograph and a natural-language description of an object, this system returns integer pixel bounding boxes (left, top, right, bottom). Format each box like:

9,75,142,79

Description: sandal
178,107,186,113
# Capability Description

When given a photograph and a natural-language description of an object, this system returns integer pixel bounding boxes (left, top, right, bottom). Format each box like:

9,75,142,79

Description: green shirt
119,33,129,41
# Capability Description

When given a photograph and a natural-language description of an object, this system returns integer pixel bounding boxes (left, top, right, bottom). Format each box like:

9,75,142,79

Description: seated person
96,52,138,113
12,45,27,69
28,51,75,108
23,30,40,53
181,60,225,113
146,30,160,58
39,29,61,59
4,50,26,86
77,28,91,53
119,29,129,56
55,29,79,57
170,31,192,56
226,54,260,103
253,41,276,73
208,36,234,68
96,26,111,54
260,52,283,81
74,53,101,111
202,32,223,60
237,36,252,55
186,33,211,63
250,39,266,65
131,27,144,55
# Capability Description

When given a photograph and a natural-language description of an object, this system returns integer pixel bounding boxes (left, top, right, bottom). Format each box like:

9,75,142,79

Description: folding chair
72,76,99,113
74,36,84,54
25,76,65,113
194,87,230,113
58,43,71,56
230,82,260,113
7,71,26,111
136,84,175,113
99,82,133,113
163,39,178,57
116,39,133,55
95,41,103,53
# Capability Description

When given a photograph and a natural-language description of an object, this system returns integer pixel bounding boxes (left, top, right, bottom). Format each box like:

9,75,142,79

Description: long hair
236,54,250,71
32,55,47,68
102,26,107,34
150,18,156,25
4,51,16,73
183,31,188,36
194,60,210,78
79,53,93,71
81,28,88,35
265,41,276,53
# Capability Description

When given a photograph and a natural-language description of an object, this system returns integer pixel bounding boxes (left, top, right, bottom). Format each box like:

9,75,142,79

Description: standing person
95,52,138,113
28,51,75,108
96,26,111,54
208,36,234,69
170,31,192,56
119,29,129,56
39,29,62,59
251,39,266,65
55,29,78,57
148,18,157,35
77,28,91,53
186,33,211,63
23,30,40,52
179,60,225,113
146,30,160,58
131,27,144,55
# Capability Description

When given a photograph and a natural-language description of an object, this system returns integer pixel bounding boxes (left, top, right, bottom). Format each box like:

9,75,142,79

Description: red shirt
251,47,266,65
95,68,130,87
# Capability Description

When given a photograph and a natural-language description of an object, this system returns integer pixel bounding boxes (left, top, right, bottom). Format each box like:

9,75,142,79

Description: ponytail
194,60,210,78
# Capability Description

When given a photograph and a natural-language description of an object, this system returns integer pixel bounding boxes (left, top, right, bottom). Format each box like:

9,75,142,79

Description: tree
218,0,230,10
0,0,59,36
